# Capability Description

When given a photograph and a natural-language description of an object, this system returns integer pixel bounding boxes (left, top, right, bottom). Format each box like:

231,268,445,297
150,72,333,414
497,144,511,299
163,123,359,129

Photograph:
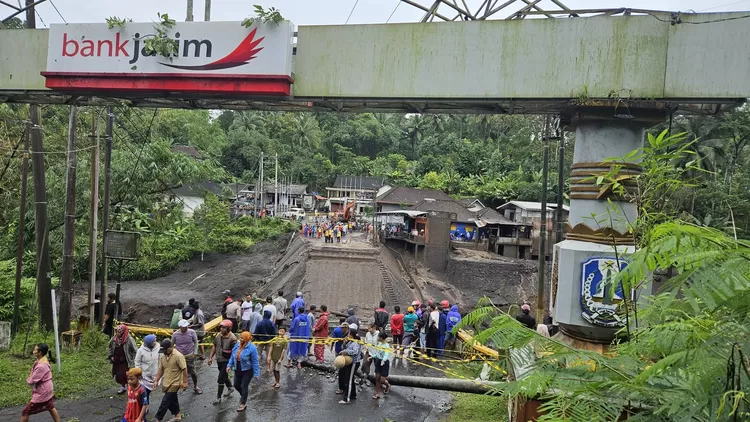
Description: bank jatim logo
60,28,265,71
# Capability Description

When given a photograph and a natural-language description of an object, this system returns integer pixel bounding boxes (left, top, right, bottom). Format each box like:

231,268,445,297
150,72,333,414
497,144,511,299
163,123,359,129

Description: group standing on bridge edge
37,290,464,421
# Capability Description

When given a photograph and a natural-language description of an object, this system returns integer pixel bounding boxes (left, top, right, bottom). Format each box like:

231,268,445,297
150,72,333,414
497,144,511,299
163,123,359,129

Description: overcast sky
2,0,749,27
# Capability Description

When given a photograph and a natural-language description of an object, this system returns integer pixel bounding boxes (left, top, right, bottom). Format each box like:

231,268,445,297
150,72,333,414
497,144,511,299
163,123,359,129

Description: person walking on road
192,301,207,359
21,343,60,422
134,334,160,400
123,368,149,422
102,292,119,337
268,327,288,389
313,305,330,363
240,296,254,331
287,308,310,369
225,298,242,333
248,303,264,333
426,304,441,358
330,320,349,356
262,296,277,323
338,324,362,404
171,319,202,394
153,339,188,422
227,331,261,412
273,291,288,328
446,304,462,350
208,320,237,405
109,324,137,394
372,332,392,400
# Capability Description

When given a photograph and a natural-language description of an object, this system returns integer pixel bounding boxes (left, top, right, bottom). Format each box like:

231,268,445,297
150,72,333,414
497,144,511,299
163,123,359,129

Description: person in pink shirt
21,343,60,422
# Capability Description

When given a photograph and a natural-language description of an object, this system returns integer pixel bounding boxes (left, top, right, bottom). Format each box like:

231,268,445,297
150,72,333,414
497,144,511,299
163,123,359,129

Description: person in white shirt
361,323,380,383
134,334,160,398
240,296,253,331
262,296,276,322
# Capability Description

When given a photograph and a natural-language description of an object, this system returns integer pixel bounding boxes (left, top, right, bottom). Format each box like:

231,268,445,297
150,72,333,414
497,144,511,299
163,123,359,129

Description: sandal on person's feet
224,387,234,397
338,400,350,404
193,388,203,394
335,389,344,394
372,395,380,399
237,404,247,412
384,384,391,394
212,398,222,405
273,383,280,389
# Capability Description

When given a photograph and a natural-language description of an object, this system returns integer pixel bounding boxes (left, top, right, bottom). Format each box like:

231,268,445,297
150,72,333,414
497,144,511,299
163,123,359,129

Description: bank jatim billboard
42,21,295,96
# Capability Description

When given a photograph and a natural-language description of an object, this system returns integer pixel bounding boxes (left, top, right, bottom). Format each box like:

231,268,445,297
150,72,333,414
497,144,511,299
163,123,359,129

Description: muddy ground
72,234,293,325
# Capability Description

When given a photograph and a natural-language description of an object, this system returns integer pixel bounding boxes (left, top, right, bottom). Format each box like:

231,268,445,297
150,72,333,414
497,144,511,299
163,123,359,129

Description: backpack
221,301,230,319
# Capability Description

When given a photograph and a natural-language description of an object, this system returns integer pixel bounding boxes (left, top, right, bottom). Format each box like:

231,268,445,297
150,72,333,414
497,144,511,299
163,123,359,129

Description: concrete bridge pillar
551,105,667,344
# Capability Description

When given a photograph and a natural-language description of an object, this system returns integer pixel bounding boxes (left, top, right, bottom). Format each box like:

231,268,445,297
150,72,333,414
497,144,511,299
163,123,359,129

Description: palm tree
291,114,321,148
671,116,725,178
404,114,431,154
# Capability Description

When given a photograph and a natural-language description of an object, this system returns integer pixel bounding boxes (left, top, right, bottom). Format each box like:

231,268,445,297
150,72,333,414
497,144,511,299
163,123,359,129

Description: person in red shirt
313,305,330,363
390,306,405,358
123,367,149,422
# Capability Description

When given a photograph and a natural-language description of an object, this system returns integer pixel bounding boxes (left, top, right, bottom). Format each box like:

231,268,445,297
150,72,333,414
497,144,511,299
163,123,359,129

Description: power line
698,0,750,12
47,0,66,23
345,0,360,24
386,0,401,23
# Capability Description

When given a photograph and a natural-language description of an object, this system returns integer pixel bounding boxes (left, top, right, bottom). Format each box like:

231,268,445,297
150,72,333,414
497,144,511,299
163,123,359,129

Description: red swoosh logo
161,28,264,71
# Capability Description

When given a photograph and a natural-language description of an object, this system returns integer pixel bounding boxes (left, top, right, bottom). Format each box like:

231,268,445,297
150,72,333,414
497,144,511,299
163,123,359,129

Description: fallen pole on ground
301,360,503,395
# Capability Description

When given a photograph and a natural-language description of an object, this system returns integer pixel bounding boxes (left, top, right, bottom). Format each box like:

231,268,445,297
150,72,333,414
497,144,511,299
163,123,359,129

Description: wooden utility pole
88,112,100,326
27,2,53,330
99,107,113,324
59,106,79,332
12,122,30,335
204,0,211,21
186,0,194,21
536,116,550,322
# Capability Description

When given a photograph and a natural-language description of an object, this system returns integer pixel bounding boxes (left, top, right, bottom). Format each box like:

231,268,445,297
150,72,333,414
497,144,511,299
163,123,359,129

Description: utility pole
536,116,550,322
204,0,211,21
88,111,100,326
59,105,79,333
274,153,279,217
27,0,53,331
260,153,265,216
12,122,30,335
186,0,194,21
100,107,113,324
556,128,565,244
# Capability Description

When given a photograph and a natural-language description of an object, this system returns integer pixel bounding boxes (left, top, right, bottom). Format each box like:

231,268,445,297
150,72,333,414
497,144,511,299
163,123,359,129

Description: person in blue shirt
438,301,449,355
290,292,305,318
330,319,349,355
226,332,260,413
446,304,462,349
287,308,310,369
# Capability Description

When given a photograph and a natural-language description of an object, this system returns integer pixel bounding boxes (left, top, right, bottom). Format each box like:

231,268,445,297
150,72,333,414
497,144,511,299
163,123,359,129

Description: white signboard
45,21,294,76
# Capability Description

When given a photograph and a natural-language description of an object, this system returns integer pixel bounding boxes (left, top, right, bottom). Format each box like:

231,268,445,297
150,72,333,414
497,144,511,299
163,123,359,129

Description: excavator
341,199,357,221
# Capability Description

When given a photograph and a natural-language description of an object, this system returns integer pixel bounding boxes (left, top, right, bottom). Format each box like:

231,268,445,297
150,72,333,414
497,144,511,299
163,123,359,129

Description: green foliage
447,393,507,421
105,16,131,29
0,259,36,327
242,5,284,27
143,13,178,60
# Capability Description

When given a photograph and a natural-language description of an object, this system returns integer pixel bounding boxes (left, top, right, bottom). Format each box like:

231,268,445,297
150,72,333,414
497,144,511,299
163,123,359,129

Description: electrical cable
345,0,360,24
386,0,401,23
47,0,66,23
698,0,750,12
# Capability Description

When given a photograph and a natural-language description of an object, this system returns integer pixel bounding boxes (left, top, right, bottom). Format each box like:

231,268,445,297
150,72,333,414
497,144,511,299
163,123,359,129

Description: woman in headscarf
134,334,160,400
108,324,137,394
226,331,260,412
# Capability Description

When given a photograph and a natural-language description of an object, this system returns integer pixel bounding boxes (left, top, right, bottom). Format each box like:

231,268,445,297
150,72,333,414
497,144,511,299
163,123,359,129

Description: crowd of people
301,219,358,243
19,289,465,421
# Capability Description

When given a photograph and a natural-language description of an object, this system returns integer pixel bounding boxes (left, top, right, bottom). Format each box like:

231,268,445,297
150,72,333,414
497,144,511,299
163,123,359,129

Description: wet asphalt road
0,351,454,422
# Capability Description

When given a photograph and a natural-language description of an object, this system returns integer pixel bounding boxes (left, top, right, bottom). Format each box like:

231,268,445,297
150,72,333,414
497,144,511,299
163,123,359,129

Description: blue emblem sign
580,257,628,328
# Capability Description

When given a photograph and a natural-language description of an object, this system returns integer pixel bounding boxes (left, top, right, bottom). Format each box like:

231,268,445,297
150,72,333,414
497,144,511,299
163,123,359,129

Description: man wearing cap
402,306,418,358
172,319,202,394
153,339,188,422
208,320,237,405
516,303,536,330
272,290,288,328
134,334,160,400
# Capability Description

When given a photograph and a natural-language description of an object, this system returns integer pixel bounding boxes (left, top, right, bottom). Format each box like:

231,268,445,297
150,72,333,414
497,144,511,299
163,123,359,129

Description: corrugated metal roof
497,200,570,212
376,210,428,217
376,186,453,205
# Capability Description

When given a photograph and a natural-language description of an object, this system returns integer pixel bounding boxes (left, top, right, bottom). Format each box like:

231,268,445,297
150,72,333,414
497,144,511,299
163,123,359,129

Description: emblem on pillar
580,257,628,328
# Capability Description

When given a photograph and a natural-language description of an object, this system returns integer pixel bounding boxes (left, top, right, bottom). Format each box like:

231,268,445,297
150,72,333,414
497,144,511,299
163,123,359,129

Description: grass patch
0,330,113,408
446,392,507,422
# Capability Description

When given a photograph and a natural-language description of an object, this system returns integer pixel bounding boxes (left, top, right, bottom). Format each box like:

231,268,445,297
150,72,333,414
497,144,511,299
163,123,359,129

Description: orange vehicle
341,199,356,221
